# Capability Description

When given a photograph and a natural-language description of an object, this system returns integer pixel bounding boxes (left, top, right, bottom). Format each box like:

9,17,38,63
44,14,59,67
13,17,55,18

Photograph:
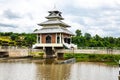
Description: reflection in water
36,64,71,80
0,62,118,80
68,62,118,80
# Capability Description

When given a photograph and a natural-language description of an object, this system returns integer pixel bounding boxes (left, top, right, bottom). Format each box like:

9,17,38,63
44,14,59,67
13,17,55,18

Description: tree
84,33,91,40
24,34,36,48
94,34,101,41
89,39,97,47
75,29,82,36
10,34,19,40
5,32,13,36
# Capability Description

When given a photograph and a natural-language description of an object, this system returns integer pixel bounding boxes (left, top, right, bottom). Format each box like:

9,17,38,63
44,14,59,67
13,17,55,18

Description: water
0,62,118,80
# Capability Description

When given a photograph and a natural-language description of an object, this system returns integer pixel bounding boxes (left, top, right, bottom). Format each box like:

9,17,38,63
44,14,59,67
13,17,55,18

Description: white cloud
0,0,120,37
73,0,119,9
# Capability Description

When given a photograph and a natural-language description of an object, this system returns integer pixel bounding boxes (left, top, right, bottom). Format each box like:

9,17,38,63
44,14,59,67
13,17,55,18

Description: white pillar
40,34,42,43
62,34,64,43
70,35,72,44
56,33,57,43
37,34,38,43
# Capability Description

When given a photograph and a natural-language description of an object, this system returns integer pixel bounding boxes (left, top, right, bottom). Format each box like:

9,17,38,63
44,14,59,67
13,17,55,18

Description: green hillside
0,32,36,47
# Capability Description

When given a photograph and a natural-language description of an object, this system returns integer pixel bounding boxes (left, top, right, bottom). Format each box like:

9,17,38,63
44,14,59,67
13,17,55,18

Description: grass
64,53,120,65
30,52,44,58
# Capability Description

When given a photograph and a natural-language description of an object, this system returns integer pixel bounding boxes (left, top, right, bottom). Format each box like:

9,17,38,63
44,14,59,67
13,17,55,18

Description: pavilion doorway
46,35,51,43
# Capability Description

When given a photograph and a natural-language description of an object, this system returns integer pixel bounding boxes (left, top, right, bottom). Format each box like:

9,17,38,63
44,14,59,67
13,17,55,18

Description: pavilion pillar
62,34,64,43
37,34,38,43
56,33,57,43
40,34,41,43
70,36,72,44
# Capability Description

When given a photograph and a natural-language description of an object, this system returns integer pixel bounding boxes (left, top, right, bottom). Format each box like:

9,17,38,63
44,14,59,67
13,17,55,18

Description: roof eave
33,31,74,35
38,23,71,28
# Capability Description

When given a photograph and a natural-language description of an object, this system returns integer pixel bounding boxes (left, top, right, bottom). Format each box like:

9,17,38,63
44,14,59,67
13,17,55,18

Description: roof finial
54,4,56,9
53,4,57,11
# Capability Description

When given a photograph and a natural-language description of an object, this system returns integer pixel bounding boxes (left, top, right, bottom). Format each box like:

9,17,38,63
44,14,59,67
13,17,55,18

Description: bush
64,53,73,59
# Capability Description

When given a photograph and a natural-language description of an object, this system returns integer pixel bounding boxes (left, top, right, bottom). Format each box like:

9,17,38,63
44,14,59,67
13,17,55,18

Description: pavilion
33,8,77,58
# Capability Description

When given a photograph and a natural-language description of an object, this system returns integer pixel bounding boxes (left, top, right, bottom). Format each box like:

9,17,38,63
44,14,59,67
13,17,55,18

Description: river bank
0,53,120,65
0,56,69,64
64,53,120,65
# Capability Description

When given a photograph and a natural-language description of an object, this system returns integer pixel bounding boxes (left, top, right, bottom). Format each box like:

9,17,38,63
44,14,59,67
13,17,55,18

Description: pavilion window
64,37,71,44
64,38,68,43
38,36,40,43
57,36,60,43
68,38,70,44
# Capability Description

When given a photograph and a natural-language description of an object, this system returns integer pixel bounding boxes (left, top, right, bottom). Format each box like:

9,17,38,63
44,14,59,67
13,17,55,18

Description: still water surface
0,62,118,80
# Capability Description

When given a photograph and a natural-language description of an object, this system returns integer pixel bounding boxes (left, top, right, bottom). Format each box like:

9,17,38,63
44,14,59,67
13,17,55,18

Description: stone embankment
0,46,120,57
57,49,120,54
0,46,42,57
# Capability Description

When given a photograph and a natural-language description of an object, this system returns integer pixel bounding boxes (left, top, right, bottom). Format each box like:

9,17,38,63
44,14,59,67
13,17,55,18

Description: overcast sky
0,0,120,37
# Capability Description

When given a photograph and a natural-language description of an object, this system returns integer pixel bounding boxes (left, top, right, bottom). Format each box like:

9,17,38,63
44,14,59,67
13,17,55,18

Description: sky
0,0,120,37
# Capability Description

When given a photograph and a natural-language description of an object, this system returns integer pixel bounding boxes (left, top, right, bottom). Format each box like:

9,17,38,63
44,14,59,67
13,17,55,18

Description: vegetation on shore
0,30,120,65
30,52,44,58
64,53,120,65
72,29,120,48
0,32,36,47
0,29,120,48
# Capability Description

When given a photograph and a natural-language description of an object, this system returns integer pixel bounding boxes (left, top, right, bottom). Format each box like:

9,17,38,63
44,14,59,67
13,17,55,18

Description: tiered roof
38,19,70,27
34,9,73,35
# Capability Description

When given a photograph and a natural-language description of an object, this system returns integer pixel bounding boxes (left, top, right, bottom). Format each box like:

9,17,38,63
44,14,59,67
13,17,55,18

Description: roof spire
53,4,57,11
54,4,56,9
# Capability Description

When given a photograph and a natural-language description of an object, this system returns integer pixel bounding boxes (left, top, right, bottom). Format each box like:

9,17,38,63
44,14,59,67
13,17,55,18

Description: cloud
63,3,120,37
3,9,21,19
0,22,17,28
0,0,120,37
73,0,119,9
